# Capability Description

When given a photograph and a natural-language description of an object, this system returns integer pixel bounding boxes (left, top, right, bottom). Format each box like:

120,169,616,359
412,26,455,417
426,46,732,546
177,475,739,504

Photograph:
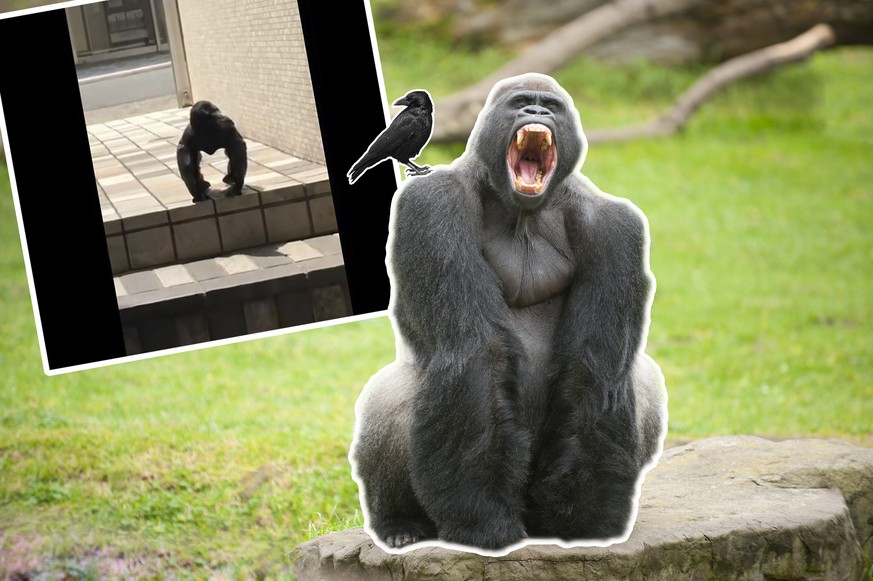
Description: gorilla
350,73,667,553
176,100,247,202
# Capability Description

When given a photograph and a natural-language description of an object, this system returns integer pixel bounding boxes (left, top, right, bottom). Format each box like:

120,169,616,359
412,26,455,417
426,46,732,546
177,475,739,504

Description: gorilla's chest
482,208,575,309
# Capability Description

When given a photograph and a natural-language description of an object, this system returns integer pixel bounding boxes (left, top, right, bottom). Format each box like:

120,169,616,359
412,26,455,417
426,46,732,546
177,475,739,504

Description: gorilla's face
469,75,586,211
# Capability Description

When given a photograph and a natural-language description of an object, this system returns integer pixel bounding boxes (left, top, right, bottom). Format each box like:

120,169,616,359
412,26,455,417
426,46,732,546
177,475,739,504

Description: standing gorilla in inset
350,73,667,553
176,100,247,202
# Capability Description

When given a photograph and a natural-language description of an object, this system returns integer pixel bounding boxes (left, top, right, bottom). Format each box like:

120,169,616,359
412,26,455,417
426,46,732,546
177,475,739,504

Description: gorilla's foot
440,516,526,550
375,518,435,549
222,184,243,197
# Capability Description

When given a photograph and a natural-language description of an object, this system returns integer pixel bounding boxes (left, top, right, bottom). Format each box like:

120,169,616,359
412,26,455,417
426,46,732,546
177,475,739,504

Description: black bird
347,90,434,184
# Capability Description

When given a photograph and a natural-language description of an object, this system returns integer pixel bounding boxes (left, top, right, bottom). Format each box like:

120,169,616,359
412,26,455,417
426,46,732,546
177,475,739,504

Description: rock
294,436,873,580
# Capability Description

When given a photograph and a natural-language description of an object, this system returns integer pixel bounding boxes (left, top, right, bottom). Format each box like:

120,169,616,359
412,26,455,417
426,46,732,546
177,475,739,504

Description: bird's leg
404,161,432,177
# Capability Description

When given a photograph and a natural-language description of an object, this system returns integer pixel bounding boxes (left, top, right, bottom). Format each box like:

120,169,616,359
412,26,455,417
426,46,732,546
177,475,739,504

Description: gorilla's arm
177,127,210,202
557,190,653,414
222,122,247,195
389,172,530,548
527,187,654,537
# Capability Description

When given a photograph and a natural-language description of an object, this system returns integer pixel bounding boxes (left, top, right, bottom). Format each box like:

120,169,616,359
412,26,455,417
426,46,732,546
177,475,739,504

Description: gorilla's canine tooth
517,130,525,149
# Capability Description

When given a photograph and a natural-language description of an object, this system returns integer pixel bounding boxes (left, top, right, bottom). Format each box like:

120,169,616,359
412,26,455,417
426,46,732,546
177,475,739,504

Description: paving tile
243,171,287,186
214,191,260,214
276,240,322,262
298,253,346,283
152,188,193,207
304,179,332,197
217,209,267,252
215,254,259,275
122,325,142,355
258,181,306,204
103,218,123,236
175,313,210,346
117,151,151,162
186,259,227,281
243,297,279,333
246,245,295,269
168,200,216,222
115,200,165,219
97,165,133,180
207,302,246,340
264,200,312,244
126,225,175,270
312,284,350,322
110,191,152,203
248,148,294,165
305,234,342,256
119,270,162,294
122,210,169,231
309,194,338,235
155,264,196,287
294,168,330,183
101,208,121,222
275,288,314,327
117,282,203,312
106,234,129,274
263,156,303,170
139,316,178,352
172,218,221,263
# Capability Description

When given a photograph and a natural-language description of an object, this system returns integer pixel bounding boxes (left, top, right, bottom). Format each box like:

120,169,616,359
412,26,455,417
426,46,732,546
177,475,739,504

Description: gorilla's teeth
536,169,543,182
541,133,552,149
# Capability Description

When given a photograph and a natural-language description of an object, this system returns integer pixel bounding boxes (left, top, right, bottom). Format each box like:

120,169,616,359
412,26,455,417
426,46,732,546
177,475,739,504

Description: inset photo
74,0,345,356
0,0,396,371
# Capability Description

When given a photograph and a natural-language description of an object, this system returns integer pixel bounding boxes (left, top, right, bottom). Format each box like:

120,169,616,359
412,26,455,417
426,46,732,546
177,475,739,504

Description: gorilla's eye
507,123,557,196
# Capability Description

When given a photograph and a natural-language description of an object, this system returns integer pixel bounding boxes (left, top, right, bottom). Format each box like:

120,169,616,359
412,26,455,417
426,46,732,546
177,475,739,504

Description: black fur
351,74,665,551
176,100,248,202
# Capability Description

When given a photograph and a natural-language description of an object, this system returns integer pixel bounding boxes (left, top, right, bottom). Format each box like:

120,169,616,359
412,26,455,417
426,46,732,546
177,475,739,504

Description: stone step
116,234,350,355
293,437,873,580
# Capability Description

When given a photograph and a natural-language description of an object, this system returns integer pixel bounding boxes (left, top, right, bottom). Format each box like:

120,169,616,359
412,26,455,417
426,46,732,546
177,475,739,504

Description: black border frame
0,1,395,371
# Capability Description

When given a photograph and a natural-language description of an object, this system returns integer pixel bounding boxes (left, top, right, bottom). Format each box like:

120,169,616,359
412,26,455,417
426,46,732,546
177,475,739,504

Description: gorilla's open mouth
507,123,557,196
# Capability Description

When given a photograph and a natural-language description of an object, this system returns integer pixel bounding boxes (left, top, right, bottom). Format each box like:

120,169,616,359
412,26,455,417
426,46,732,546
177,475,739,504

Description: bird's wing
358,111,419,165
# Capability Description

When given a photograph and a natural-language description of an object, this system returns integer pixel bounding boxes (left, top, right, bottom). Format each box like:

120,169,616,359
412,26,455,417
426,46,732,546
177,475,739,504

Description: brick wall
175,0,324,164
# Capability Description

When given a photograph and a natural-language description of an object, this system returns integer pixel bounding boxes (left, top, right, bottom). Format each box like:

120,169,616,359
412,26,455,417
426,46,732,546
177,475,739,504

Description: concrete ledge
295,437,873,580
117,235,350,354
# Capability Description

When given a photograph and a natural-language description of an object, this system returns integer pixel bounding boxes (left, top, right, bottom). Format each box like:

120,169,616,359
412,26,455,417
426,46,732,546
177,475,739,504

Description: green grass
1,31,872,578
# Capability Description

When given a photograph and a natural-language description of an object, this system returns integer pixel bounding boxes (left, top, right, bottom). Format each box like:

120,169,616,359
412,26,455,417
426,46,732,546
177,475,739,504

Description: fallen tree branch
432,0,707,142
432,10,835,144
586,23,836,144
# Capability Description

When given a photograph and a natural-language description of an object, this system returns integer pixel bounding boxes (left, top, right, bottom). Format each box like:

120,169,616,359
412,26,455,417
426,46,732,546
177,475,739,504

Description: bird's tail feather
347,159,368,184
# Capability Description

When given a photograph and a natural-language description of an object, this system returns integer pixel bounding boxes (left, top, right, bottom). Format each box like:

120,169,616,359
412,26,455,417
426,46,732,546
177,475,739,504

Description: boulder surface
295,436,873,580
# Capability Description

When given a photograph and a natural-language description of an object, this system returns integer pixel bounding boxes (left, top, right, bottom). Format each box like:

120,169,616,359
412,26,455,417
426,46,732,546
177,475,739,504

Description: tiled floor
90,108,338,275
89,108,329,222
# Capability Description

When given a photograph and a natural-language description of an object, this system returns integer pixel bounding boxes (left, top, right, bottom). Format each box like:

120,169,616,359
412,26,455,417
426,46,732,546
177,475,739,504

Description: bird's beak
393,96,411,107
